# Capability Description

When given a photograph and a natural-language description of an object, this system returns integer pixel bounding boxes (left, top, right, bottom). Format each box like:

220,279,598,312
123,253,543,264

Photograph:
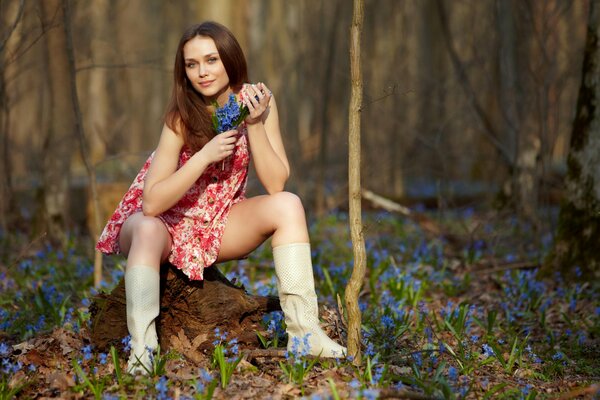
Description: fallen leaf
46,371,75,392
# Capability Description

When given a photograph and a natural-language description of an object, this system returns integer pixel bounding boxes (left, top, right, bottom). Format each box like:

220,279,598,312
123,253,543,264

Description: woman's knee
267,191,305,221
130,216,169,243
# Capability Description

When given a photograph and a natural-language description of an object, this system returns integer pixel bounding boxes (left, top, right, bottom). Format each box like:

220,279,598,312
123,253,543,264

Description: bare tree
0,0,25,230
345,0,366,366
549,0,600,279
38,0,77,242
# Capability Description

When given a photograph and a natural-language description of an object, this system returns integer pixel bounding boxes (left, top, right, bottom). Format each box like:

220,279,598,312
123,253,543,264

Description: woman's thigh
216,195,279,262
216,192,310,262
118,212,172,262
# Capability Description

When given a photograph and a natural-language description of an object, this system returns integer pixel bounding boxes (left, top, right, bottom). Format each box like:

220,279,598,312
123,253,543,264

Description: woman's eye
208,57,217,63
186,63,195,68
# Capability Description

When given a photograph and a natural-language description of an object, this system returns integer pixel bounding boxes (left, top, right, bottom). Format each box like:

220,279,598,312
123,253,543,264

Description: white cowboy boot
273,243,346,358
125,265,159,374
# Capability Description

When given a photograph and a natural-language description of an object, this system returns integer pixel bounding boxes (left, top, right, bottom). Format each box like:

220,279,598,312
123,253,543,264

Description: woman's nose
198,64,207,77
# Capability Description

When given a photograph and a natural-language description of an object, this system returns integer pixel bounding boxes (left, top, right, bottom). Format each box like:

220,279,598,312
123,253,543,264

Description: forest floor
0,208,599,399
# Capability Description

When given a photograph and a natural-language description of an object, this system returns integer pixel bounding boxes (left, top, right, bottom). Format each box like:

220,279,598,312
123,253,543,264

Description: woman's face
183,36,231,105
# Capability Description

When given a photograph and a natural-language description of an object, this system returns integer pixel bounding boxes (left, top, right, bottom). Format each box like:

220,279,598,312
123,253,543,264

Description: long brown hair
164,21,249,152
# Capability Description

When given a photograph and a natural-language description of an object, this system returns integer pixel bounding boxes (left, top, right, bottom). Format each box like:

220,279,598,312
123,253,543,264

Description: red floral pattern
96,125,250,280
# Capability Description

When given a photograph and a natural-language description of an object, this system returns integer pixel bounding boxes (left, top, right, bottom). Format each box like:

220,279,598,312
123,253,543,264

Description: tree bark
89,264,281,354
548,0,600,279
0,0,25,229
39,0,76,242
62,0,103,287
345,0,366,366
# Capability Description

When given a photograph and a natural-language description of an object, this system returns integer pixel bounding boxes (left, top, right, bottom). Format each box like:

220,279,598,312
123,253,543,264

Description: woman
97,21,346,374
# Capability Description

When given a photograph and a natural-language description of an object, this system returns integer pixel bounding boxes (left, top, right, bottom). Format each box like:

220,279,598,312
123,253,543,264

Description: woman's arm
243,84,290,193
142,123,238,216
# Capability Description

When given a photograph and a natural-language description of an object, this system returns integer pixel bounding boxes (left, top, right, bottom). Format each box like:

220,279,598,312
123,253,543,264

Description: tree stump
89,263,281,355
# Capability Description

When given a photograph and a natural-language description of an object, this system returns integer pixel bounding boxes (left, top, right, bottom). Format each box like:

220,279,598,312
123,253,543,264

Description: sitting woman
96,21,346,374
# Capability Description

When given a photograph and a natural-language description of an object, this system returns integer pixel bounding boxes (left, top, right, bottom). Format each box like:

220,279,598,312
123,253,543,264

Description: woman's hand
242,82,272,125
199,129,239,164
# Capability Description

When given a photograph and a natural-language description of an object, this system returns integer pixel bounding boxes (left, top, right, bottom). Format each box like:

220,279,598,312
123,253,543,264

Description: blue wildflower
212,94,249,133
381,315,395,330
448,366,458,381
372,365,384,383
0,343,10,356
121,335,131,352
362,389,380,400
82,344,93,361
155,376,168,399
363,342,376,358
411,352,423,367
481,344,494,358
349,379,361,390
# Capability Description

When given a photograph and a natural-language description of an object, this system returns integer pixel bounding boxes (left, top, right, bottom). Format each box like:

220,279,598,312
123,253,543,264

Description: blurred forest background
0,0,590,241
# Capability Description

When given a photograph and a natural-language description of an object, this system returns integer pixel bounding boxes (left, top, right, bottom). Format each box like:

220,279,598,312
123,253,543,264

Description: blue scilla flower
349,379,361,390
448,366,458,381
82,344,93,361
0,343,10,356
155,376,169,399
411,352,423,367
381,315,395,330
372,364,384,383
481,344,494,358
362,389,380,400
99,353,107,365
121,335,131,352
287,336,301,359
365,342,376,358
213,94,248,133
199,367,213,382
229,338,239,356
552,351,564,361
302,333,312,357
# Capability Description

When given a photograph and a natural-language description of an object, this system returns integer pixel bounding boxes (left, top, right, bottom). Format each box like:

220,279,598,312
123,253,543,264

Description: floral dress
96,125,250,280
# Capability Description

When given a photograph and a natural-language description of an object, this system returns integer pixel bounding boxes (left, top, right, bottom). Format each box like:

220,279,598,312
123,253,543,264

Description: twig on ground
244,348,287,361
555,383,600,400
362,189,465,251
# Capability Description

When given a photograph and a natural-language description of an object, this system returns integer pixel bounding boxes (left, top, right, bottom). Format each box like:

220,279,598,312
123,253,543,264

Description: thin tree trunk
345,0,366,366
548,0,600,279
39,0,76,242
315,0,341,217
62,0,103,286
0,0,25,230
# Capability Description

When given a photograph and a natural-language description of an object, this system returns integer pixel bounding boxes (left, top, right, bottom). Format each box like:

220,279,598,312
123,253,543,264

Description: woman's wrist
245,120,264,132
191,149,211,170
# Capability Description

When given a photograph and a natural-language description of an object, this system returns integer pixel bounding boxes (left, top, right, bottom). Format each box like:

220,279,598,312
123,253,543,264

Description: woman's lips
199,80,214,87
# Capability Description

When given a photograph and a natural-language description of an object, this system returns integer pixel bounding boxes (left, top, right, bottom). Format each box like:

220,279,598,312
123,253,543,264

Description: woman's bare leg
217,191,346,358
119,212,172,271
217,191,309,262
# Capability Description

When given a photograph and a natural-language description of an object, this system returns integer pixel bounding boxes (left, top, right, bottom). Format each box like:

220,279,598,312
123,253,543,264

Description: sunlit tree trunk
39,0,76,241
86,0,109,165
549,0,600,279
345,0,366,366
0,65,10,231
0,0,24,231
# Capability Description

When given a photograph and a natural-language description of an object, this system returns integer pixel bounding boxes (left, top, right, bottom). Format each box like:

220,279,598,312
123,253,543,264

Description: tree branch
0,0,25,54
